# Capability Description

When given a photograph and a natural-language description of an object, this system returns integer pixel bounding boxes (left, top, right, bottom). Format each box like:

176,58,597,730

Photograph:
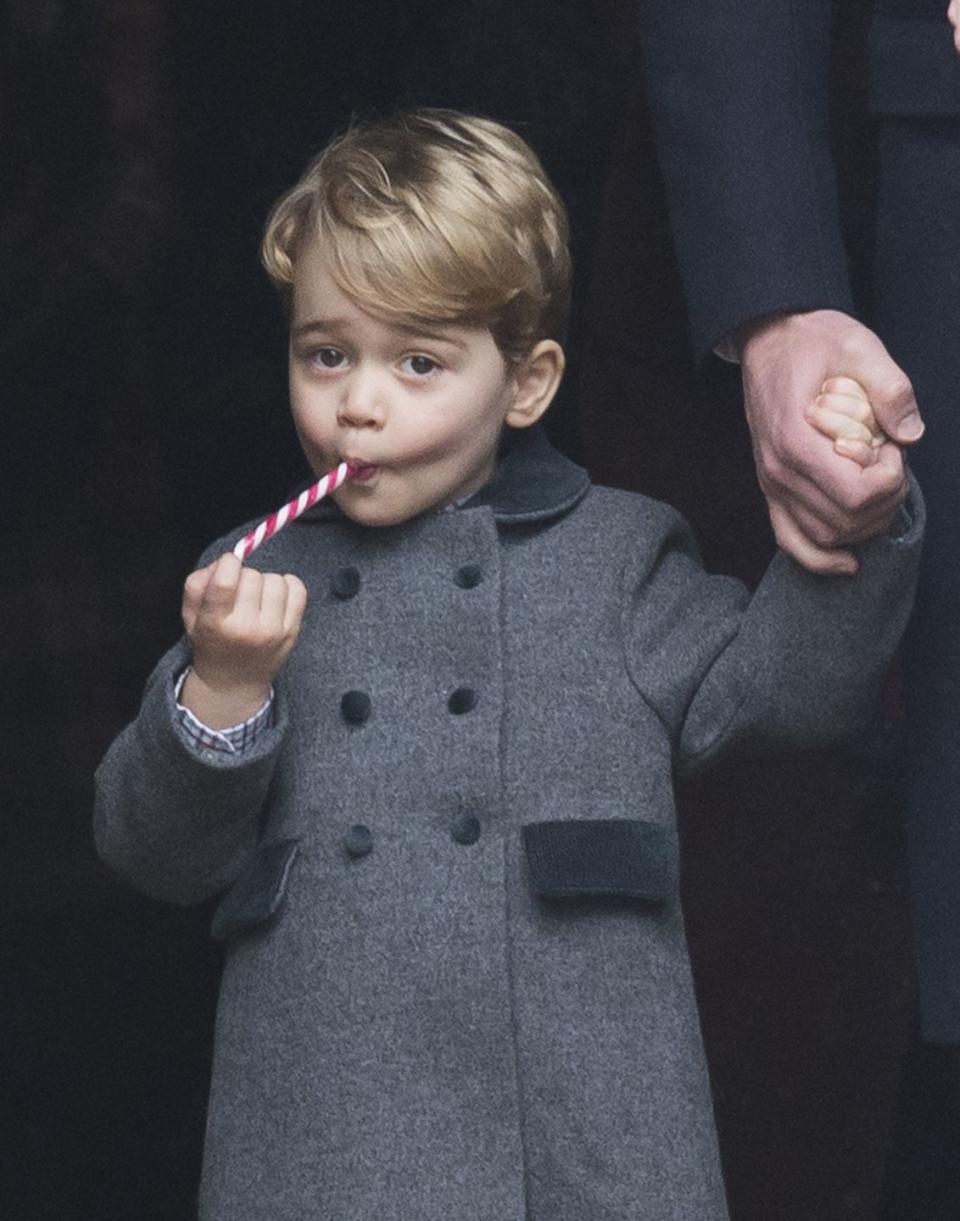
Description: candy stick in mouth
233,461,354,560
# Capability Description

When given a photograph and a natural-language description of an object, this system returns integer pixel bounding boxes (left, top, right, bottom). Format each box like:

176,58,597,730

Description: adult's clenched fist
739,309,920,575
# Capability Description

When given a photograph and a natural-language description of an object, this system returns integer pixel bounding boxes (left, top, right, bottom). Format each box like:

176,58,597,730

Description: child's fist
805,376,886,468
180,552,308,728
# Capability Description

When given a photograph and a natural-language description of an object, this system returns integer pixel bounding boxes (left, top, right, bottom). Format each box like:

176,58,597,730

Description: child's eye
310,347,346,370
400,354,440,378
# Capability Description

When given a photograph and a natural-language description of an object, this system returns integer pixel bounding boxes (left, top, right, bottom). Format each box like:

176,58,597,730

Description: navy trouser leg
874,116,960,1220
873,116,960,1046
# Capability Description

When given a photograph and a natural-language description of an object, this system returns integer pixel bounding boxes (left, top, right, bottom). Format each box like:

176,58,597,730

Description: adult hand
949,0,960,55
739,309,922,575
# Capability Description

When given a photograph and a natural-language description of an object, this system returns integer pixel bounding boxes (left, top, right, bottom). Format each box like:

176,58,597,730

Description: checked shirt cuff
173,668,274,757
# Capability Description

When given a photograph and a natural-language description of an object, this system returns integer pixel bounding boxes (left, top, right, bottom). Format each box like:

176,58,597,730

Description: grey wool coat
95,428,923,1221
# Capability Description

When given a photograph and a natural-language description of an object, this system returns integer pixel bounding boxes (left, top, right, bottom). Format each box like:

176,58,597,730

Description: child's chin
336,496,421,529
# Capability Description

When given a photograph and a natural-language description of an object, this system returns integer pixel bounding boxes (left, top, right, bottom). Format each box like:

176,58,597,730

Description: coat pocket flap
522,819,678,902
211,838,301,942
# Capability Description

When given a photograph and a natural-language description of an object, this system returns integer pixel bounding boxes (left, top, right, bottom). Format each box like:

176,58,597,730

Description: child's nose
337,369,387,429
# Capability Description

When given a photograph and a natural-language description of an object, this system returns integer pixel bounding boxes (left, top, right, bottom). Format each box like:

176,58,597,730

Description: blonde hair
261,109,570,363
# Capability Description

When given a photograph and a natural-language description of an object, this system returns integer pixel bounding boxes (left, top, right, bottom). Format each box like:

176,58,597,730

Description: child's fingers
182,559,219,633
282,575,308,636
815,389,875,427
816,378,885,445
820,376,870,403
229,565,269,626
183,556,306,686
201,552,245,615
834,436,881,468
807,401,881,446
258,572,293,632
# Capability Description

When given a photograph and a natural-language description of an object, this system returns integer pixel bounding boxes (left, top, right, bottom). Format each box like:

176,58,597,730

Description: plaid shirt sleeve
173,669,274,756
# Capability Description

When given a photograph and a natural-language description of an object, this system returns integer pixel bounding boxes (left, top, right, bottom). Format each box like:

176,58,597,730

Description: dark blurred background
3,1,917,1217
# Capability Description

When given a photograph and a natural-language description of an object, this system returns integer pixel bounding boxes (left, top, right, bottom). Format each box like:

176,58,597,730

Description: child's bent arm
94,632,290,905
95,535,308,905
622,477,924,776
93,543,303,906
684,479,922,770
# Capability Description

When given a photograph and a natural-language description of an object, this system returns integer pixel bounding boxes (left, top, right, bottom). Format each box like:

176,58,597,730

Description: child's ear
504,340,565,429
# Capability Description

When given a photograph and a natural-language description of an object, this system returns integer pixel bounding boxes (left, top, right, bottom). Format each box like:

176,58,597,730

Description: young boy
95,111,922,1221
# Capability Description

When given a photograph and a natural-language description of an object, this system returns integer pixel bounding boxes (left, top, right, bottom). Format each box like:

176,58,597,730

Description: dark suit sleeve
637,0,856,358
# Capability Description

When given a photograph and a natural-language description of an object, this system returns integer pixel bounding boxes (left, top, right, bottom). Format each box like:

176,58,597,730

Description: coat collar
292,426,591,528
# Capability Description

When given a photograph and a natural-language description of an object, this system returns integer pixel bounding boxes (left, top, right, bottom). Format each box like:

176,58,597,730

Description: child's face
288,245,520,527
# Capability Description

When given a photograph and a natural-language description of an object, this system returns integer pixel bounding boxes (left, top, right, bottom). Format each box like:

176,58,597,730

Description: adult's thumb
870,372,925,445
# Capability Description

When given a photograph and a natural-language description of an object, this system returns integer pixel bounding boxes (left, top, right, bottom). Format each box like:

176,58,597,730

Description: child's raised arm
94,549,304,906
805,375,886,468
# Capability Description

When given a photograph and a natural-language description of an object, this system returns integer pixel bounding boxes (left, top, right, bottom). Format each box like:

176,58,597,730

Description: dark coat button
341,690,371,724
344,824,373,857
451,815,481,845
454,564,482,589
448,687,478,715
331,566,361,599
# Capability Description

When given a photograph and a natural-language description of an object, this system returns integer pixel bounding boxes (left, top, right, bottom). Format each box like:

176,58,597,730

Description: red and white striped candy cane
233,462,354,560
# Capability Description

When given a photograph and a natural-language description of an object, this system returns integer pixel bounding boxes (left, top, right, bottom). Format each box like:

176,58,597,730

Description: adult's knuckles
757,450,791,489
805,520,847,549
842,477,905,518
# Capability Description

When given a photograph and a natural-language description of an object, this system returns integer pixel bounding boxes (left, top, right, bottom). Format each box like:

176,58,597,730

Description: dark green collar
292,426,591,528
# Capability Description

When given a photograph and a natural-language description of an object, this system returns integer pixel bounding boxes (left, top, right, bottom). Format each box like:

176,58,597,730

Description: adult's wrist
736,310,788,361
738,308,856,365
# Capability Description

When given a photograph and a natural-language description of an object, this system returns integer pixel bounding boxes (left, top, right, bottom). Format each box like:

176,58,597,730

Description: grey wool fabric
95,428,923,1221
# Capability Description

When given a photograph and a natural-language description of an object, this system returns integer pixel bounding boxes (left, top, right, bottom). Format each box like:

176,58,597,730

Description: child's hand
805,376,886,468
180,552,308,728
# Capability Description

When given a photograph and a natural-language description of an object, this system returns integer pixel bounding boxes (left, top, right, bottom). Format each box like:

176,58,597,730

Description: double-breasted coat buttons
344,824,374,858
454,564,482,589
331,566,361,599
448,687,478,715
341,690,372,724
451,814,481,845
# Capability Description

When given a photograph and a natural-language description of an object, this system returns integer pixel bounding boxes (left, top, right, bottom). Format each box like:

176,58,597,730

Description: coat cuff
142,638,288,776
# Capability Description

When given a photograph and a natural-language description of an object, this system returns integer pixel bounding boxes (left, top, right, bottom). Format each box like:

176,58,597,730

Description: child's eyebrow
292,317,467,351
291,317,352,340
391,323,468,351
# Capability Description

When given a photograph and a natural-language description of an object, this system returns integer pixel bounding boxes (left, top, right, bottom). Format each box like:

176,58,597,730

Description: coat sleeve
94,529,292,905
622,475,925,776
637,0,855,357
93,634,290,904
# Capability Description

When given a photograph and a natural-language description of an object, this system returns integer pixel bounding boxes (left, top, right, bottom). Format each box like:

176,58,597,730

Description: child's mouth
348,463,378,483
